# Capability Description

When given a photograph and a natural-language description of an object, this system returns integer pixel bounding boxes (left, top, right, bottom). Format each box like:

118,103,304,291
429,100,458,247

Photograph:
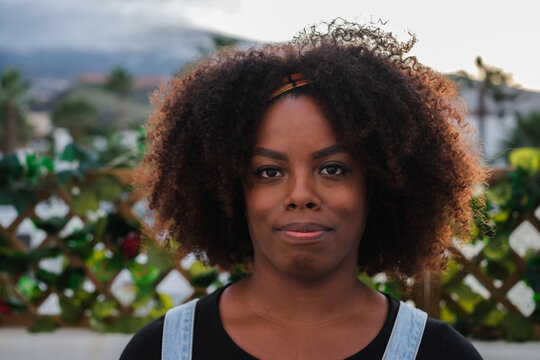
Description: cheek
244,187,280,217
244,189,279,251
326,187,366,217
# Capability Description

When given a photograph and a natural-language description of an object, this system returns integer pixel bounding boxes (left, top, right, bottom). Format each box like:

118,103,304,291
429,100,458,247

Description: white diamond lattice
38,255,66,275
156,269,193,305
16,218,47,248
509,220,540,257
59,216,84,238
452,238,485,260
110,269,136,306
82,278,96,293
507,281,536,317
463,274,490,299
37,293,61,315
0,205,17,227
180,254,197,269
132,199,154,227
34,196,69,219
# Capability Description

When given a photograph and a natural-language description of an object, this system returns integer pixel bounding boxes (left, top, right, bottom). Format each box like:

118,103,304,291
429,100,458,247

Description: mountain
0,0,247,81
1,48,186,80
0,30,242,82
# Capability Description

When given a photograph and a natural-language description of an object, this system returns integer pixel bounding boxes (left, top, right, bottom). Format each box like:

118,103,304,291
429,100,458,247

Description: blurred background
1,1,540,359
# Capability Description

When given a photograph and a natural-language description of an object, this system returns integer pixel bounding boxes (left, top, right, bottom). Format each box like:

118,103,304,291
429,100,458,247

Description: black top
120,286,482,359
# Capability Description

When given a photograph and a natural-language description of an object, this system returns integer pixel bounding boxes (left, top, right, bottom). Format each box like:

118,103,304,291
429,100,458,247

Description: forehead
253,96,338,150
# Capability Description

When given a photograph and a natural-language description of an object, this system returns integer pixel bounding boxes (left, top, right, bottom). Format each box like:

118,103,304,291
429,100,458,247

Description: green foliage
508,147,540,174
0,153,45,214
104,67,133,130
61,143,100,170
524,255,540,293
0,68,28,99
0,142,236,333
440,148,540,340
503,112,540,151
501,312,534,341
96,132,142,169
105,67,133,96
188,261,219,288
17,276,45,301
59,294,84,324
2,142,540,339
51,97,97,140
213,35,238,49
32,217,70,236
65,83,151,130
29,317,57,332
0,68,31,153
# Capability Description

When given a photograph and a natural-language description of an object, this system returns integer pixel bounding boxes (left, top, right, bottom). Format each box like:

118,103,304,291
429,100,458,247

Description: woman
121,19,486,359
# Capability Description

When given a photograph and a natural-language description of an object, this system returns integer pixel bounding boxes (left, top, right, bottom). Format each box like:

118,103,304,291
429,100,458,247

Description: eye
255,167,283,178
320,164,346,175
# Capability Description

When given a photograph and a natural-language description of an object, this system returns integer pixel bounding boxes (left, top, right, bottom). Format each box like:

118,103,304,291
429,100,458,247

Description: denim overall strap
382,301,427,360
162,299,199,360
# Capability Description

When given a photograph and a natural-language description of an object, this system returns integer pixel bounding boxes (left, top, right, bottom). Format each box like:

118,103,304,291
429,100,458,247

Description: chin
280,255,336,282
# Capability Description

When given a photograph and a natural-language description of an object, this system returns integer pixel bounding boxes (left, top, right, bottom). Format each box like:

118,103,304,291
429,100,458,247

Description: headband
269,73,313,100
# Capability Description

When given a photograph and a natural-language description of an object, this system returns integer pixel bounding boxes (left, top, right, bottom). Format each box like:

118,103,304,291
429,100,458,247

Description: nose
284,171,321,210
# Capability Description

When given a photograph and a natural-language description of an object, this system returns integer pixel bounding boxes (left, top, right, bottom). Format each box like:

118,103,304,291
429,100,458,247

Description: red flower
121,232,140,260
0,299,12,315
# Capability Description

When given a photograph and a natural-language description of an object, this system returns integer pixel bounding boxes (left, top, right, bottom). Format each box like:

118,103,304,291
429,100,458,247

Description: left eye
320,165,344,175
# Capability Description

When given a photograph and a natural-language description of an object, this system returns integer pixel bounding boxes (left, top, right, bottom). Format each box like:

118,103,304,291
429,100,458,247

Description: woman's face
244,96,368,281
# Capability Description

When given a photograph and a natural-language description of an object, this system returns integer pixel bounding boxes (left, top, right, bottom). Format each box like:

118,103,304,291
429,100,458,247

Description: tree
51,97,97,141
213,35,237,49
0,68,29,154
104,67,133,129
503,111,540,150
458,57,518,153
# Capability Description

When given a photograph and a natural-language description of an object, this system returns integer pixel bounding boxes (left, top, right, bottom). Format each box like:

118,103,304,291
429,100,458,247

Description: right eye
255,167,283,178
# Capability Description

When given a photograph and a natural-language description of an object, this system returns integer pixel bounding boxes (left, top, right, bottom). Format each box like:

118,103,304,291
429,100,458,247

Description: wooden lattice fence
410,168,540,340
1,165,540,339
0,167,226,332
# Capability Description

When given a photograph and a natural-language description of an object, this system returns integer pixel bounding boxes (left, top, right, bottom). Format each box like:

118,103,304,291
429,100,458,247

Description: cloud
0,0,238,52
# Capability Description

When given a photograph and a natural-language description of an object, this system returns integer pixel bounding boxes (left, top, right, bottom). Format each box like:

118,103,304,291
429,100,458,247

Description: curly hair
136,19,488,278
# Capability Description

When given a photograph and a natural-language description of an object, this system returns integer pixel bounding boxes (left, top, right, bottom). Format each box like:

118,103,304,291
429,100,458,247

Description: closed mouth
276,222,332,232
275,222,332,242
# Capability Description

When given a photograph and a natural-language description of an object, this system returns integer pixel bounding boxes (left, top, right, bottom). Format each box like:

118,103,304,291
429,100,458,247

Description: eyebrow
252,145,348,161
252,147,288,161
312,145,348,160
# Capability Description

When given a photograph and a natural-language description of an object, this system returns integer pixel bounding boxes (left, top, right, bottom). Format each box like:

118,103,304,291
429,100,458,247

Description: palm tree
458,57,517,153
105,67,133,129
0,68,29,154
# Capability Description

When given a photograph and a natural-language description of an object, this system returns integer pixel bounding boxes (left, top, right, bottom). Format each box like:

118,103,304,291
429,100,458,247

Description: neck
239,261,372,327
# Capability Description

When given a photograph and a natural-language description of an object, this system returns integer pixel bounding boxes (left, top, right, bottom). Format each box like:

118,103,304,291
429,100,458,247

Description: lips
277,222,331,232
275,222,332,242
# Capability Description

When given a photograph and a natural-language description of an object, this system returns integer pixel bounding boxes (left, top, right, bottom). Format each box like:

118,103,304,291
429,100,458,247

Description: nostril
286,202,318,210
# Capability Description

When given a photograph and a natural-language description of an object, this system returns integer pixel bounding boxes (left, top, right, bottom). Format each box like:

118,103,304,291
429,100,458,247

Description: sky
187,0,540,91
1,0,539,91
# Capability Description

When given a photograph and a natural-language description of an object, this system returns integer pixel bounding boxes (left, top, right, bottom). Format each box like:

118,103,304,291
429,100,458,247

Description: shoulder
119,316,164,360
418,316,483,360
119,287,225,360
